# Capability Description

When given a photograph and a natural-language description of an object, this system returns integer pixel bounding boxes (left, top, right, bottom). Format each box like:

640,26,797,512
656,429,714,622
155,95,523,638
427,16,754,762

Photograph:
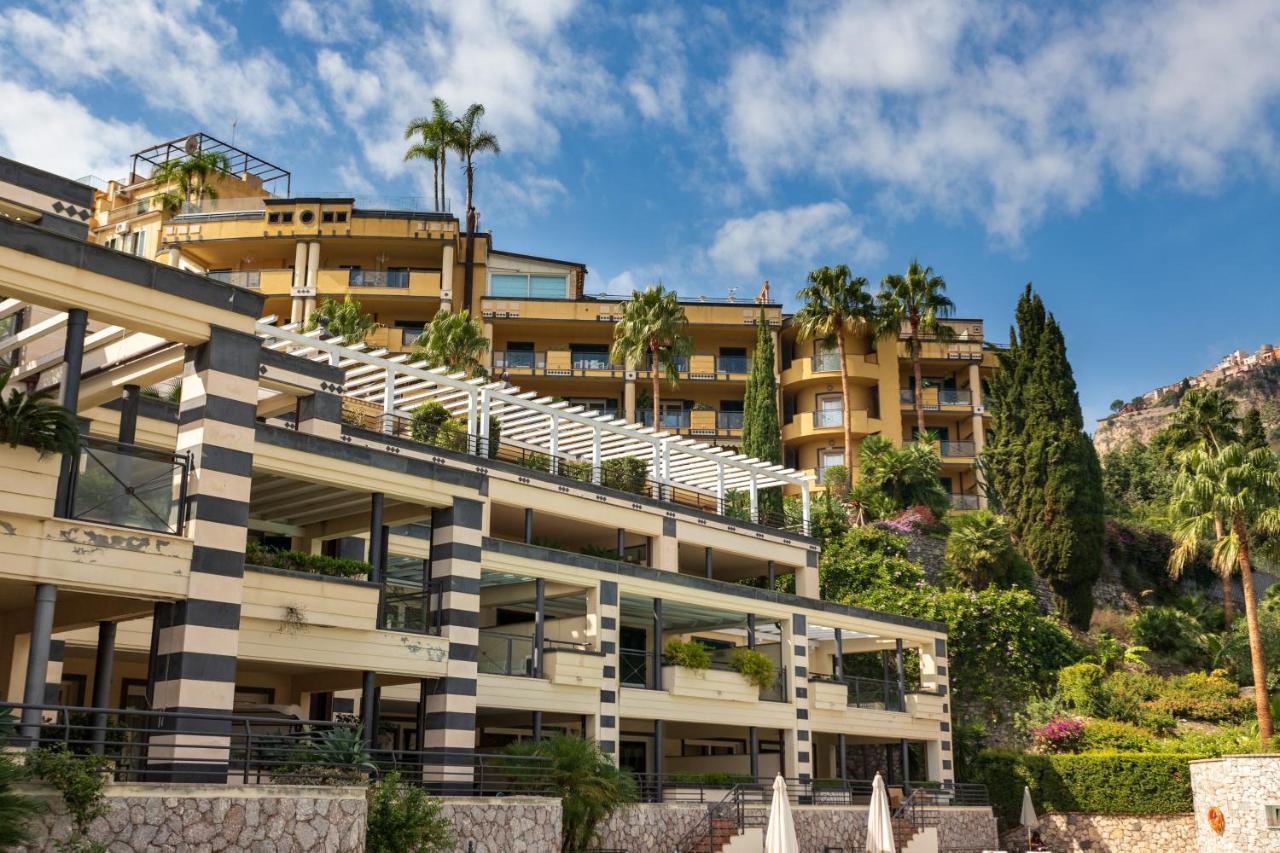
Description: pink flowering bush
873,505,939,536
1033,717,1086,754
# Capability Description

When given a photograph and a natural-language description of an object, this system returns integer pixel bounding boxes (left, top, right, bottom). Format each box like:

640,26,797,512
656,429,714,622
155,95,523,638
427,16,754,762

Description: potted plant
0,369,78,517
661,640,758,703
730,648,776,692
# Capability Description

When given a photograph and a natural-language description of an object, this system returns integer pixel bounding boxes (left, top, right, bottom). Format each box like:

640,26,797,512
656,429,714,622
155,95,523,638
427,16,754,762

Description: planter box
811,679,849,711
689,410,717,432
906,691,948,720
543,648,605,689
0,445,60,518
661,665,757,703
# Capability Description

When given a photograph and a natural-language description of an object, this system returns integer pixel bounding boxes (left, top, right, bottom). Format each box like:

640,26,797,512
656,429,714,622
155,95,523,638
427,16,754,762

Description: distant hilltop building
1109,343,1279,417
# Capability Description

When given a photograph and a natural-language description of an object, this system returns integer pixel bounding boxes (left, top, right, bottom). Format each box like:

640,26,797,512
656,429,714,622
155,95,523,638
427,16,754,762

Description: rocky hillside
1094,361,1280,455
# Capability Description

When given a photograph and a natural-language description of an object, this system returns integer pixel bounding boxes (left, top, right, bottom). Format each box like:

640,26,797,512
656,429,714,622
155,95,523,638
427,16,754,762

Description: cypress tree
986,285,1104,627
1242,407,1268,451
742,309,782,520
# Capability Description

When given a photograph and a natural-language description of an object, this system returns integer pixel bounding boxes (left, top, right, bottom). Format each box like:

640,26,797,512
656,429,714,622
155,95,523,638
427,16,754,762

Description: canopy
865,772,895,853
764,773,798,853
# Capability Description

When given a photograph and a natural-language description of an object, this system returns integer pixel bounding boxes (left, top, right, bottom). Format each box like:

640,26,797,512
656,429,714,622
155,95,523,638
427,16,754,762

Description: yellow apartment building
86,133,995,509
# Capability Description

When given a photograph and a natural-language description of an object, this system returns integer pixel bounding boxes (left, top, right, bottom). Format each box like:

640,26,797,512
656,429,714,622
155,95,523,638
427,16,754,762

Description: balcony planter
689,410,717,433
0,445,60,518
906,691,948,720
810,679,849,712
543,647,605,689
661,665,758,703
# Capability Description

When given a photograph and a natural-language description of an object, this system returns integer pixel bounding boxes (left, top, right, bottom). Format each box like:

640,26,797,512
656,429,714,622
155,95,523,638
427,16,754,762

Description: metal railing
716,356,749,374
640,410,691,429
938,389,973,406
380,578,444,635
1,702,549,794
620,649,657,688
348,269,410,288
951,494,981,510
812,674,905,712
65,436,190,535
493,351,545,370
207,270,261,289
939,440,977,457
478,630,536,677
717,411,744,430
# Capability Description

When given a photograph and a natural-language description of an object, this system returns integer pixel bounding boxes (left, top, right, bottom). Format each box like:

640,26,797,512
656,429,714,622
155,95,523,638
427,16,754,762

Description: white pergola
256,319,813,529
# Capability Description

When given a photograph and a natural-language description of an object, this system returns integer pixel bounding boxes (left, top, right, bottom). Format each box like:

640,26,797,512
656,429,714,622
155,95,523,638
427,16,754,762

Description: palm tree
451,103,501,311
414,309,490,379
794,265,874,466
877,260,956,436
1168,442,1280,740
609,284,692,430
403,98,456,211
1163,388,1242,624
152,150,232,215
303,296,379,344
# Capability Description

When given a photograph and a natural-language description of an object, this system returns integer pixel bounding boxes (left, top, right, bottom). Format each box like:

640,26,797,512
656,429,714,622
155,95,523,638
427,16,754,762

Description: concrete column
90,621,116,754
969,362,988,508
653,719,664,792
524,509,534,544
749,726,759,781
290,241,307,325
296,391,342,440
895,638,907,711
20,584,57,740
361,670,377,749
623,377,636,422
440,242,456,308
533,578,546,677
783,613,812,782
118,385,141,443
926,739,949,783
368,492,385,584
650,598,663,691
303,241,320,321
833,628,844,679
532,710,543,741
837,734,848,780
901,738,912,791
704,547,713,580
594,580,620,762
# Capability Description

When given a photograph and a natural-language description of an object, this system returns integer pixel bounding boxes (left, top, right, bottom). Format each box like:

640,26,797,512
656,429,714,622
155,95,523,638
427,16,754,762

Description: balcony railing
640,411,692,430
717,355,749,374
478,630,535,677
938,389,972,406
951,494,981,510
620,648,657,688
65,436,190,535
813,409,843,428
380,578,444,635
813,674,905,712
938,440,977,458
493,351,545,371
717,411,744,430
207,270,260,289
814,351,842,372
348,269,410,288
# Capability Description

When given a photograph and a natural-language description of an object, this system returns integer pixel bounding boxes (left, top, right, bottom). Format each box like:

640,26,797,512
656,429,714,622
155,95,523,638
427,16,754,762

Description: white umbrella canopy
1020,786,1040,829
866,772,895,853
764,773,798,853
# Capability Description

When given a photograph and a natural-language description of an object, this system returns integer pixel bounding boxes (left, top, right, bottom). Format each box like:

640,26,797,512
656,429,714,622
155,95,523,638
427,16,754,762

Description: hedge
970,750,1195,827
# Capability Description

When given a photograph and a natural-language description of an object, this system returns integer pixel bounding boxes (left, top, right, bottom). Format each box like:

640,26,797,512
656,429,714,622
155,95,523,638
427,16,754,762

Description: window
282,212,294,224
501,341,536,369
570,343,610,370
817,448,845,482
336,211,348,223
268,212,279,224
718,347,748,373
488,272,569,299
394,320,426,347
568,397,619,417
815,393,844,428
322,211,334,223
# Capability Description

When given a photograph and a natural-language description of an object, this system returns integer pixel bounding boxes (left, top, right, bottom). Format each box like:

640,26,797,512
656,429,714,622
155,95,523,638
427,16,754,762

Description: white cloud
0,82,150,179
625,10,689,124
279,0,377,44
0,0,305,135
723,0,1280,243
483,172,568,226
707,201,885,280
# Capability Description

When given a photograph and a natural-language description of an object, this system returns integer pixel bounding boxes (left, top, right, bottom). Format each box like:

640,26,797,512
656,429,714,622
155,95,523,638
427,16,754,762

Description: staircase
683,815,740,852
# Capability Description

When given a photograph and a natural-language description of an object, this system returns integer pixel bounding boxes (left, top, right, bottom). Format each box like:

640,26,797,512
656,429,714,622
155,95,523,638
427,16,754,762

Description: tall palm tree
794,265,874,467
403,98,456,211
452,103,501,311
610,284,692,430
876,260,956,436
414,309,490,379
152,150,231,215
303,296,379,344
1163,388,1242,623
1169,442,1280,740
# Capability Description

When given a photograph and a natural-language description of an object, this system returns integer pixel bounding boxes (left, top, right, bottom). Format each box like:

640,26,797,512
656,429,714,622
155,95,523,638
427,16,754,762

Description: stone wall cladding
17,784,366,853
999,813,1196,853
437,797,562,853
597,803,995,853
1191,753,1280,852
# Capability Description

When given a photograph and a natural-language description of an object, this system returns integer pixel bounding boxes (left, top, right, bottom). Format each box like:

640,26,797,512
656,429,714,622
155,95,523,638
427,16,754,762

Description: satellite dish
183,135,200,155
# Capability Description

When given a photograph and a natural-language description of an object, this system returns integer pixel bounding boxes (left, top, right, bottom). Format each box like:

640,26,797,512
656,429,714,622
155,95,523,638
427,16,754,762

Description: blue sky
2,0,1279,429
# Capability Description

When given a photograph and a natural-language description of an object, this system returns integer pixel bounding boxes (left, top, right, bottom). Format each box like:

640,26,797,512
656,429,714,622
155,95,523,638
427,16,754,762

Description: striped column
296,390,342,440
424,497,483,786
927,638,955,783
785,613,812,782
150,327,260,780
44,640,65,704
594,580,620,760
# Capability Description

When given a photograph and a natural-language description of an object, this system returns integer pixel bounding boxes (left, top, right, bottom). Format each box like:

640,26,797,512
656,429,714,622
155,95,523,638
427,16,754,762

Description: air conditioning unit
114,223,130,235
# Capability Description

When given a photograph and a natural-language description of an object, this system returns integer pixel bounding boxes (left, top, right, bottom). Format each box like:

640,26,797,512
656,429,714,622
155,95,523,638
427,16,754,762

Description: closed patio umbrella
764,773,798,853
865,772,895,853
1020,786,1040,847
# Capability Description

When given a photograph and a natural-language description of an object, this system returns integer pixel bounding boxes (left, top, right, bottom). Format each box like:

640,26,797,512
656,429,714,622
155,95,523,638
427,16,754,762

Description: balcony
938,440,977,459
716,355,749,374
897,340,984,361
782,409,880,442
780,352,879,385
814,409,843,429
314,268,442,298
493,351,546,372
66,436,191,535
207,270,260,289
477,628,591,678
810,674,905,713
348,269,409,289
899,389,973,409
636,410,744,438
951,494,981,510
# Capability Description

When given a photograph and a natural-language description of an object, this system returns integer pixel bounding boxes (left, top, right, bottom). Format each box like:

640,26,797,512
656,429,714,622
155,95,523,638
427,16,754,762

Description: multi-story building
85,134,995,510
1,154,973,816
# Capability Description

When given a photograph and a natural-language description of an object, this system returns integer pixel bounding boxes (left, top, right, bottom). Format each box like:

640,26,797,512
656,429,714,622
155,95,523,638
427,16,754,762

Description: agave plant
0,369,79,456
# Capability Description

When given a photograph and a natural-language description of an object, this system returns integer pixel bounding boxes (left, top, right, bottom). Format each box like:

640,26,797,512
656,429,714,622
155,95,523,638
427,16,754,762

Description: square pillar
595,580,620,762
296,390,342,440
783,613,812,782
424,497,483,782
151,327,260,779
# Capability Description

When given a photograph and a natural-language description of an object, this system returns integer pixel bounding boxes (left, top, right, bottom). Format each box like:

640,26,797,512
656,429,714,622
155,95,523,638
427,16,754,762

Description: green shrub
822,464,850,498
245,541,371,579
730,647,776,690
409,402,468,452
1132,606,1206,663
970,750,1195,827
277,724,374,784
1058,663,1107,716
663,639,710,670
0,709,38,848
517,451,551,473
561,460,593,483
1079,719,1156,753
366,771,453,853
0,368,80,457
487,414,502,459
26,745,109,853
600,456,648,494
1225,605,1280,692
1145,671,1252,723
944,510,1021,589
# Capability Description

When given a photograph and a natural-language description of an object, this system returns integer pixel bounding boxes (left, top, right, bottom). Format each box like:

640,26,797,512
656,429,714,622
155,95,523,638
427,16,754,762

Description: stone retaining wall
438,797,562,853
596,803,996,853
1191,753,1280,852
17,783,366,853
999,813,1196,853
